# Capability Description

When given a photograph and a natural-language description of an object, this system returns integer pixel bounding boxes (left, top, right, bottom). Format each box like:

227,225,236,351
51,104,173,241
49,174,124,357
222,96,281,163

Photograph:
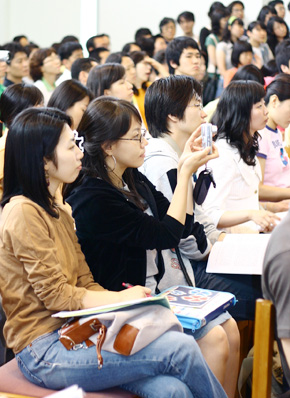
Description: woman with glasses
65,96,217,293
0,107,227,398
65,95,242,397
30,48,61,105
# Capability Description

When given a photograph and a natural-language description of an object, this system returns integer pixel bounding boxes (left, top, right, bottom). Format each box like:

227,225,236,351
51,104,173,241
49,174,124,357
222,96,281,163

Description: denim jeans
16,329,227,398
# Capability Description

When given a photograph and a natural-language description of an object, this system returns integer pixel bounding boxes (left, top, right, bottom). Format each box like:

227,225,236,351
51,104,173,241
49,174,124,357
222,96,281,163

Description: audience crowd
1,1,290,397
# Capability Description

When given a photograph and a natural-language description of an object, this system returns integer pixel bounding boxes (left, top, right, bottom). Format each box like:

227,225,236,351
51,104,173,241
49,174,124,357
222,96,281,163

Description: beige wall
0,0,289,53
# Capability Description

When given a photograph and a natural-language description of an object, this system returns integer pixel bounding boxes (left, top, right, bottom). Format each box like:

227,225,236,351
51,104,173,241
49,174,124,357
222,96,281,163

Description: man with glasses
141,75,262,323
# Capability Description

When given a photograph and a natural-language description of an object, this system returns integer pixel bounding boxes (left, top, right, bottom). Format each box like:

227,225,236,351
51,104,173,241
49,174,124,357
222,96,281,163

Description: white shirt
201,138,262,233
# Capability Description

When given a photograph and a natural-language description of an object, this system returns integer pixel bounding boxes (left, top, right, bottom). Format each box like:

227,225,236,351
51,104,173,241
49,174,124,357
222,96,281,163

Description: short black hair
247,21,267,32
231,64,264,84
275,39,290,72
145,75,202,137
268,0,284,6
122,42,140,53
13,35,28,43
58,42,83,61
0,83,44,128
135,28,152,42
227,1,245,12
89,47,109,64
48,79,93,112
86,36,96,52
177,11,195,24
231,40,253,67
87,63,126,98
2,42,28,63
136,37,155,57
71,57,96,80
105,52,125,64
165,37,199,74
159,17,176,32
60,35,79,44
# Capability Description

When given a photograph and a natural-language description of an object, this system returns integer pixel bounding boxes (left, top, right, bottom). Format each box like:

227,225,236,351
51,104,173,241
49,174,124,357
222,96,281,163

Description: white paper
46,385,85,398
206,234,271,275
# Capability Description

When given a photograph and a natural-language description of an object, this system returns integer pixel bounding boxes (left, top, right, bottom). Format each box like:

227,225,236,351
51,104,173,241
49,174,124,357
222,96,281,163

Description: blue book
161,286,237,333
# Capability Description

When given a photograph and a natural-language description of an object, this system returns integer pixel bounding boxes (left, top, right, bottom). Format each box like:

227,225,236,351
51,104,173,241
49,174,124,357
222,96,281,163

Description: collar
3,77,16,87
41,77,56,91
266,125,278,134
161,134,182,157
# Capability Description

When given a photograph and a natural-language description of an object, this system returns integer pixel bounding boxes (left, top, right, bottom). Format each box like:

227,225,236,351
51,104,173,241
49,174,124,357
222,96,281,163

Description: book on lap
53,286,236,333
161,285,236,332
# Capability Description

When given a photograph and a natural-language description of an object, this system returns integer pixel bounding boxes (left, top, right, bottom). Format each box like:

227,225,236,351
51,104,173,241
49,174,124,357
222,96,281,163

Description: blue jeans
16,329,227,398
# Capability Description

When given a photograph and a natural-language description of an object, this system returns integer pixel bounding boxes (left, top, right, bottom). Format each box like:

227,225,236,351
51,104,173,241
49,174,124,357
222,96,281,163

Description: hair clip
73,130,84,152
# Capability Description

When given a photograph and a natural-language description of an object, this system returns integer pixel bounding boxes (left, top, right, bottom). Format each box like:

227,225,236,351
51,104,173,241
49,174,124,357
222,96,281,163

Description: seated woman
30,48,61,105
205,8,230,97
47,79,93,130
0,107,227,398
223,40,262,87
266,16,289,56
202,80,279,233
105,52,137,86
65,97,239,397
0,83,44,199
87,63,134,102
216,16,245,81
257,74,290,209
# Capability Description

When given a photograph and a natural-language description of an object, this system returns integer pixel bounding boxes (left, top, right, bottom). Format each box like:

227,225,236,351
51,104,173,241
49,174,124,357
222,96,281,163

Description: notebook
162,285,236,332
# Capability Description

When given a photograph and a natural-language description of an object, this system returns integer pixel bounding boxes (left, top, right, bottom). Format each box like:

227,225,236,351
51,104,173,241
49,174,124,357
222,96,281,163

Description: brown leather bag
59,317,107,368
58,304,182,369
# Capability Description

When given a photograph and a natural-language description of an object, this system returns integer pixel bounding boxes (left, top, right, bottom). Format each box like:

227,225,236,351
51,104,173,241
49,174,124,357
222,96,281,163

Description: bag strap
175,246,194,286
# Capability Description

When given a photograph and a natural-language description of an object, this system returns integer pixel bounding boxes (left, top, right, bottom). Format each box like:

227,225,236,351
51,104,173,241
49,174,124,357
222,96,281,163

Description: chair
252,299,275,398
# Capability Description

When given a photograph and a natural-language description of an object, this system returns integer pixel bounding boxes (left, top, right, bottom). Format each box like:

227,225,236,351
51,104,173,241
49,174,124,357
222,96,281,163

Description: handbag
59,303,182,369
193,168,216,205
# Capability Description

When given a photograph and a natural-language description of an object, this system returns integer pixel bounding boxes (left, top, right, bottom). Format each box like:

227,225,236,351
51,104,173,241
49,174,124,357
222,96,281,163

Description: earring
104,155,116,172
45,169,50,186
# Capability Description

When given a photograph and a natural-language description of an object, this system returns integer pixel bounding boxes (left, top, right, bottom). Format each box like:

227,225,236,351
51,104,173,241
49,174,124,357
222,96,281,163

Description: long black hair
214,80,265,165
65,97,146,210
1,107,71,217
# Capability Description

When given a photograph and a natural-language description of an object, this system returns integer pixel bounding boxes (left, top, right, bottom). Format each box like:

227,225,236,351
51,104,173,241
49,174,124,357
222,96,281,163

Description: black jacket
67,171,193,291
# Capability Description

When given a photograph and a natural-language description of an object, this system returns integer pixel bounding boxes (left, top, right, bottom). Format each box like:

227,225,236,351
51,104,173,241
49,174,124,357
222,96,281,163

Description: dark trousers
191,260,262,321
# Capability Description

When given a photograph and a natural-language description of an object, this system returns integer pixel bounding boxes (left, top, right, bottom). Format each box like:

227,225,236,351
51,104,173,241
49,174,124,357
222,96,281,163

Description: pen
122,282,151,297
122,282,134,288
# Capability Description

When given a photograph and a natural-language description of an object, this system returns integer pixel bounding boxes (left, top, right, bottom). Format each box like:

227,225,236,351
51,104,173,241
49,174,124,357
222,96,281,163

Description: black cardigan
67,171,193,291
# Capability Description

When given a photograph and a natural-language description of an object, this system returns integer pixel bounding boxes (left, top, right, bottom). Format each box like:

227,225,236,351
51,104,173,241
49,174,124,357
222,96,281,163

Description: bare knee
198,325,230,363
222,318,240,354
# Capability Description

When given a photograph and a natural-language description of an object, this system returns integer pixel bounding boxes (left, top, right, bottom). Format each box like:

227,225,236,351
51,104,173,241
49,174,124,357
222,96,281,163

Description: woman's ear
43,159,49,170
104,88,111,96
269,94,279,108
101,142,113,156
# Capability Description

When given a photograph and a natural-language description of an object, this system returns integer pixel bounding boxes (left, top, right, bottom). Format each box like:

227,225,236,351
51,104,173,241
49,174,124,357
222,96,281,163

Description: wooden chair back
252,299,275,398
